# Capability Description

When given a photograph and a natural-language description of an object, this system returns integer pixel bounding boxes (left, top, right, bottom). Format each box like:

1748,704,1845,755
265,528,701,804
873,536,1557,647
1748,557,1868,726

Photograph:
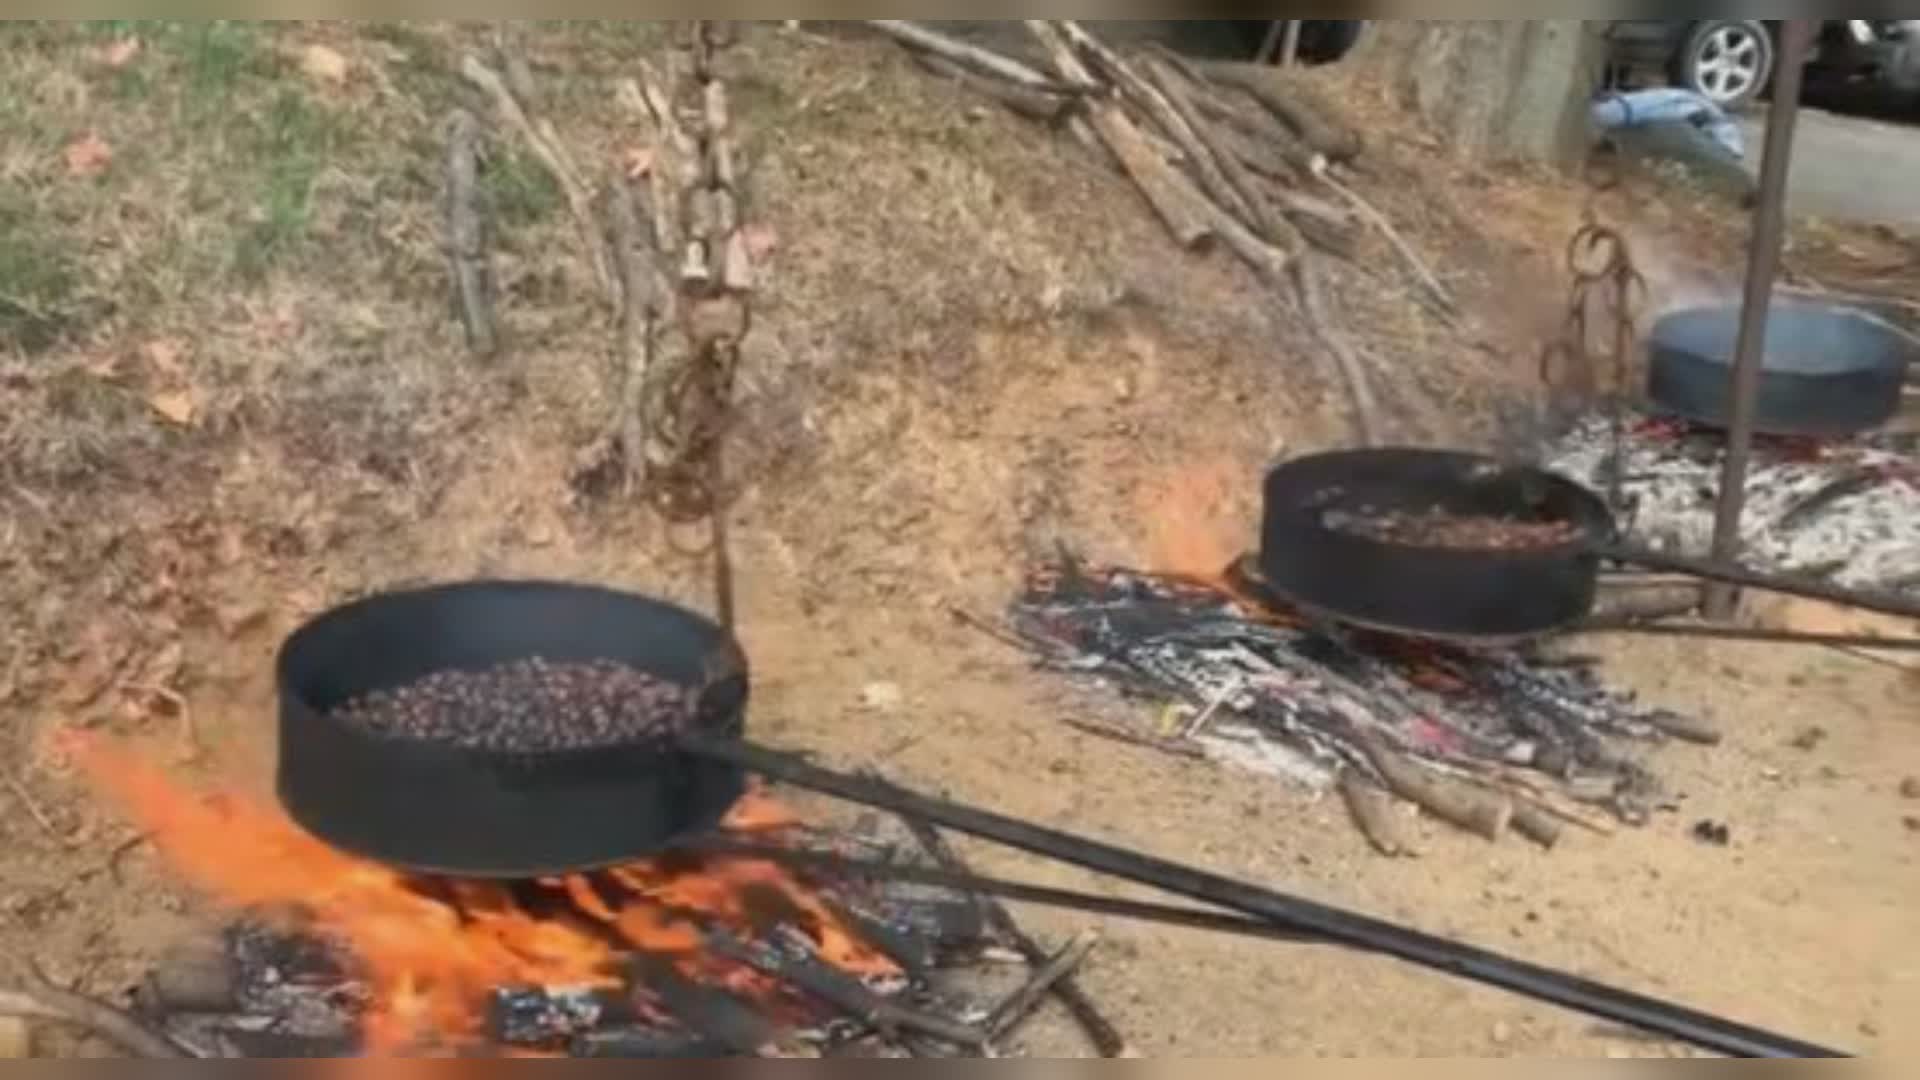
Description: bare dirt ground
1,22,1916,1058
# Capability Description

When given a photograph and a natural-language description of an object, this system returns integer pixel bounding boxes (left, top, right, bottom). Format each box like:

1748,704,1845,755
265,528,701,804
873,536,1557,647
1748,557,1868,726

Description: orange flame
63,732,896,1055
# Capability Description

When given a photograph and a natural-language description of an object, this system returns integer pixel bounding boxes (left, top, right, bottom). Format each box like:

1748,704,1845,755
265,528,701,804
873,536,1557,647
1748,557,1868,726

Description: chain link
645,20,751,528
1539,212,1647,511
635,20,754,627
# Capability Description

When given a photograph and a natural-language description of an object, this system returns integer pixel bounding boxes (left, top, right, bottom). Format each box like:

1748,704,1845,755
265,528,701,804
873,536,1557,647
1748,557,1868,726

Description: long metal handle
687,737,1845,1059
1599,541,1920,622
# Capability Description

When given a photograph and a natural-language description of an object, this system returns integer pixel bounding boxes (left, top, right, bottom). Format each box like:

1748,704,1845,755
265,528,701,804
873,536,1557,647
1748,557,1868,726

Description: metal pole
1280,20,1304,66
1704,19,1816,621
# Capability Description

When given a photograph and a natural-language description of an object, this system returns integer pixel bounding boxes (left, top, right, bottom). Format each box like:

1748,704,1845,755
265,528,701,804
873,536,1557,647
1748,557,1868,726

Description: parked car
1232,21,1920,113
1607,20,1920,110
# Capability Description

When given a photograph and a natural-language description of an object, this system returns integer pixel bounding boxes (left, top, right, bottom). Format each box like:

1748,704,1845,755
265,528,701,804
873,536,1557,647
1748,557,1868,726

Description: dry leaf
99,37,142,69
140,339,186,379
147,389,198,427
63,132,113,178
623,145,656,180
300,44,349,85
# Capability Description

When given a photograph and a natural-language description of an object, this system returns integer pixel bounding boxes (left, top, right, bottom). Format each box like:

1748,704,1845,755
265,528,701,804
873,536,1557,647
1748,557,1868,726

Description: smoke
1620,222,1740,319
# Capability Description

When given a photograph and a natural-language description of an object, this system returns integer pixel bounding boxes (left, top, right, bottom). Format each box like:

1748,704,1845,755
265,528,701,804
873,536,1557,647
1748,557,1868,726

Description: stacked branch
868,21,1456,446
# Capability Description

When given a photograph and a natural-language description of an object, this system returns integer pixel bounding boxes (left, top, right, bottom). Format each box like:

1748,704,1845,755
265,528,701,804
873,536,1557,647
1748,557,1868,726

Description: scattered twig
709,929,988,1051
1337,770,1413,858
1292,255,1383,445
1062,716,1207,761
984,930,1102,1044
0,971,192,1058
1026,21,1213,252
1311,158,1459,318
2,771,65,843
123,683,198,764
898,815,1137,1058
460,52,615,305
947,606,1043,655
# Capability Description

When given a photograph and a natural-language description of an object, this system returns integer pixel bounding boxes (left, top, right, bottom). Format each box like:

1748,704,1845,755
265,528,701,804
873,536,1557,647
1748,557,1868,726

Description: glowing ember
63,732,898,1055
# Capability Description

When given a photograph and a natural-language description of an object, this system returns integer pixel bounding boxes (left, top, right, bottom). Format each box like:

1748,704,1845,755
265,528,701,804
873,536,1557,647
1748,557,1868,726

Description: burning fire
64,732,898,1054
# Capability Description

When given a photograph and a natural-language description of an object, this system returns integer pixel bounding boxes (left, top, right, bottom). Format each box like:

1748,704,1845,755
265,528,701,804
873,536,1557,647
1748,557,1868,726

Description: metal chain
648,20,753,627
1539,214,1648,512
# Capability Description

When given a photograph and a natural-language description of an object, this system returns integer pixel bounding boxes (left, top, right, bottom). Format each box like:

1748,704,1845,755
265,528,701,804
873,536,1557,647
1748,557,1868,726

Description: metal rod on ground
1571,621,1920,652
1704,19,1817,622
1604,541,1920,622
691,737,1846,1059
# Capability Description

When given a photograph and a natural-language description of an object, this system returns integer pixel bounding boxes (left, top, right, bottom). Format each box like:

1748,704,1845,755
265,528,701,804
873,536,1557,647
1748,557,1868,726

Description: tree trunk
1353,21,1604,168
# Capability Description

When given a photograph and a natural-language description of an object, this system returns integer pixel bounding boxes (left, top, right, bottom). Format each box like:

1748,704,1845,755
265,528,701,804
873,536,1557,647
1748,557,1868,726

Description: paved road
1740,104,1920,224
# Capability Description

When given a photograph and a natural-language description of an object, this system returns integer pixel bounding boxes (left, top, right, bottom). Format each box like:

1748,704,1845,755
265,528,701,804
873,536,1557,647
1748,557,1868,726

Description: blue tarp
1591,88,1746,162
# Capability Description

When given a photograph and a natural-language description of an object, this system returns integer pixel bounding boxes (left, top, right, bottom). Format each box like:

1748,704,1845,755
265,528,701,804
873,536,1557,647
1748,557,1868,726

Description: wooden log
867,20,1066,89
1140,53,1301,253
911,52,1079,124
443,108,499,359
1511,801,1565,850
1198,60,1365,164
606,165,656,496
1025,21,1213,251
1338,770,1412,857
1357,733,1512,842
1061,23,1257,229
1185,78,1322,177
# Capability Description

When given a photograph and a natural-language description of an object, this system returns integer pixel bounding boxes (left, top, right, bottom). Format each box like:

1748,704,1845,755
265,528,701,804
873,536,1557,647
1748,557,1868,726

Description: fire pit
79,737,1092,1058
62,580,1846,1059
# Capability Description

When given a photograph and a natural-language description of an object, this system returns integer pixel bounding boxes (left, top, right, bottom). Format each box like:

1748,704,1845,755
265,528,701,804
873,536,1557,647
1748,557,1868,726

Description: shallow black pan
1258,447,1920,643
276,581,751,877
272,579,1840,1057
1647,301,1915,438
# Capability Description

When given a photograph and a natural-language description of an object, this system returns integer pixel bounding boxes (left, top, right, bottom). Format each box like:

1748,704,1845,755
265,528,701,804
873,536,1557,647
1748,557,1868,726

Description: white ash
1544,414,1920,592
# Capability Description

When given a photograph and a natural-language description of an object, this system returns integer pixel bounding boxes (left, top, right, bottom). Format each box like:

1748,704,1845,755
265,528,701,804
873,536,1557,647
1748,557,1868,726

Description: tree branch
0,974,192,1058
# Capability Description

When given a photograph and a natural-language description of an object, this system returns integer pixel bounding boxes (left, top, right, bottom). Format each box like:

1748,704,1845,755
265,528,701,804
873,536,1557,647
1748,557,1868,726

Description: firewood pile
993,556,1724,857
867,20,1454,446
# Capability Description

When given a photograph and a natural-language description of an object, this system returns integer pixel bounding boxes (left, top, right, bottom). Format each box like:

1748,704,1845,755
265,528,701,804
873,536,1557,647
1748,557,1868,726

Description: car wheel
1673,20,1775,109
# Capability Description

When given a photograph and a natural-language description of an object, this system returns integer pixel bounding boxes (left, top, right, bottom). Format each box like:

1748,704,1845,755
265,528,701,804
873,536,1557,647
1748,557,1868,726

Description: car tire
1672,20,1776,110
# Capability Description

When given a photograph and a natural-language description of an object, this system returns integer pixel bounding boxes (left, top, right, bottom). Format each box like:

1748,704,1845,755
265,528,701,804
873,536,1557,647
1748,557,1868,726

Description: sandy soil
2,21,1916,1058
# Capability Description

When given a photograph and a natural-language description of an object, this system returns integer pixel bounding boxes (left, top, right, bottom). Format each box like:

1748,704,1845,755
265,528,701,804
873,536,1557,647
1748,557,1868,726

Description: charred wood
897,815,1136,1058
